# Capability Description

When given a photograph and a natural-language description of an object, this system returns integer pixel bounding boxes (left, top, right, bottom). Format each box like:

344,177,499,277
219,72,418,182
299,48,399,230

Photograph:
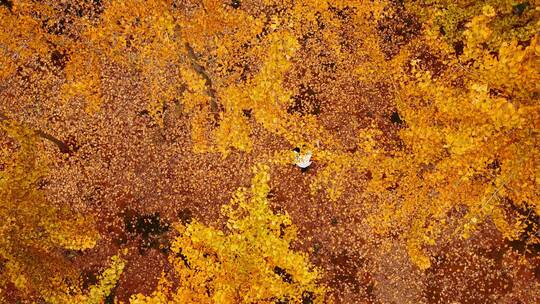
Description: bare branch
0,113,72,154
184,43,221,120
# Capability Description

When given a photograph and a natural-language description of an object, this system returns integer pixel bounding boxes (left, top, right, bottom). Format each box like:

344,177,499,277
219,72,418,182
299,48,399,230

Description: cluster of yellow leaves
3,0,363,158
0,4,51,79
409,0,540,52
180,26,326,157
45,251,127,304
0,0,183,116
178,0,265,60
45,216,99,251
0,121,99,297
174,0,265,153
61,50,103,113
240,32,300,138
173,1,296,155
213,109,253,156
94,0,181,122
177,0,382,157
129,165,326,303
68,0,182,117
360,4,540,269
310,150,361,201
3,0,538,286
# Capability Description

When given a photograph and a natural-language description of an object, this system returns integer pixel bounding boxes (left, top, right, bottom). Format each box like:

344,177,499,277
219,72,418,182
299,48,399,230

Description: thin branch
0,113,72,153
184,43,221,120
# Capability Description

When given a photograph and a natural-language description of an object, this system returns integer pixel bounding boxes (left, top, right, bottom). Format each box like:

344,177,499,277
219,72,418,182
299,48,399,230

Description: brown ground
3,58,539,303
1,1,539,303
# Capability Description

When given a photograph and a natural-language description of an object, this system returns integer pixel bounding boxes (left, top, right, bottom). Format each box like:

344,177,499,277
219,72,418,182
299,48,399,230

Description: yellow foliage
0,5,51,79
0,121,99,298
130,165,326,303
2,0,539,298
45,251,127,304
361,5,540,269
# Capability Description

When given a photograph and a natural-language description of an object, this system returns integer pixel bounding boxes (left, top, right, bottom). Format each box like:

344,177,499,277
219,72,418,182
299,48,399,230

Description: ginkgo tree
129,165,326,304
360,3,540,269
0,120,100,299
1,0,539,302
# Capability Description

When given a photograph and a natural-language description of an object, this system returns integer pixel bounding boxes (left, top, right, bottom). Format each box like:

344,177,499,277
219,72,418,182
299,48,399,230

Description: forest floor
1,1,539,303
2,57,538,304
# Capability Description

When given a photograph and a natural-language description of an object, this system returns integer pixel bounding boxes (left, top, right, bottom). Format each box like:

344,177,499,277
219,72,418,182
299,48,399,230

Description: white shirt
294,150,312,168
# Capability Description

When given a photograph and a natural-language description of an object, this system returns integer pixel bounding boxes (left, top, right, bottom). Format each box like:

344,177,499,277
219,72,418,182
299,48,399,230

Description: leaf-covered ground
1,0,539,303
